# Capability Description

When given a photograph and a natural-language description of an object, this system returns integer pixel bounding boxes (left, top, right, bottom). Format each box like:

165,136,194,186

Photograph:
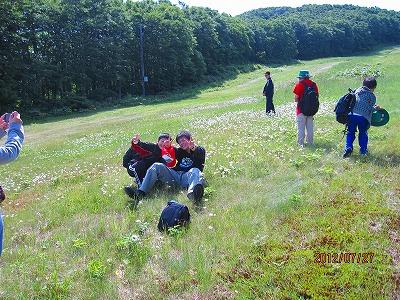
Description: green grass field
0,47,399,299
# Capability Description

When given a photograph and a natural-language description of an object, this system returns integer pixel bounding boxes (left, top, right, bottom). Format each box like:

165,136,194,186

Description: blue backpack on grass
158,200,190,232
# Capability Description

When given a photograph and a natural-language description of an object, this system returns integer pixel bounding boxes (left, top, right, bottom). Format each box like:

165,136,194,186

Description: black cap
176,130,191,143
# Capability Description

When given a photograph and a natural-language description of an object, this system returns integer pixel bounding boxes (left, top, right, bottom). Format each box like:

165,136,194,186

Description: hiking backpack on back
334,89,356,124
299,82,319,116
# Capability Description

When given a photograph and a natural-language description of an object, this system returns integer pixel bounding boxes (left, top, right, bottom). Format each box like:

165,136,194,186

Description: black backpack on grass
334,89,356,124
299,82,319,116
158,200,190,232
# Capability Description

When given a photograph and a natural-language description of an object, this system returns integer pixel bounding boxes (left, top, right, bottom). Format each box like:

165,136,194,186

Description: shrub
88,88,118,102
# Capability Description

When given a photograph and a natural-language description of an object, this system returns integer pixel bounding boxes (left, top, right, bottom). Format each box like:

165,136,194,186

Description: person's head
297,70,310,81
363,77,377,91
264,71,271,79
158,133,172,148
176,130,192,150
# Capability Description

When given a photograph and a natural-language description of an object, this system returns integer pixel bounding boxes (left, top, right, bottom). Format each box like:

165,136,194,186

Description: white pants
296,113,314,146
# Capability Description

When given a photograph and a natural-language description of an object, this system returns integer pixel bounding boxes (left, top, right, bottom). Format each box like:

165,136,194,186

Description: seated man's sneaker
124,186,136,198
124,186,145,210
188,184,204,204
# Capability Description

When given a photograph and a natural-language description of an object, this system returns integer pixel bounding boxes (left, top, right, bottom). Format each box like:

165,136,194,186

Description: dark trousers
266,95,275,114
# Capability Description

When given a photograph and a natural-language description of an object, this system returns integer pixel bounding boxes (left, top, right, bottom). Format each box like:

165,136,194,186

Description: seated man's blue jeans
139,163,205,196
0,211,3,256
345,114,369,154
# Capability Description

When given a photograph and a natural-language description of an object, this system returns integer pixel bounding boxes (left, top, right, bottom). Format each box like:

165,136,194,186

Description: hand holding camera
9,111,22,124
1,111,23,128
0,114,9,131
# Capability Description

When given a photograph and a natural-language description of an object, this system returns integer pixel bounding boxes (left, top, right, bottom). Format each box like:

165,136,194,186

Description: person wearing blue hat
292,70,319,147
343,77,381,158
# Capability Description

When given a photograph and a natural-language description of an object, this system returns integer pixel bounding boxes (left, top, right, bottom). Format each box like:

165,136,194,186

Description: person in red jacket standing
292,70,319,147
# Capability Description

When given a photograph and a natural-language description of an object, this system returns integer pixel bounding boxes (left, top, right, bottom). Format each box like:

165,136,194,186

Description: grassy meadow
0,47,399,299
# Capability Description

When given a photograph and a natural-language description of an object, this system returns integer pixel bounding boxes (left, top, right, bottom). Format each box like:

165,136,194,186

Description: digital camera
3,113,10,123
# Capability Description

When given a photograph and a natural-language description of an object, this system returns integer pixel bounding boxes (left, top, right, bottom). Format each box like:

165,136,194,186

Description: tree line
1,0,399,116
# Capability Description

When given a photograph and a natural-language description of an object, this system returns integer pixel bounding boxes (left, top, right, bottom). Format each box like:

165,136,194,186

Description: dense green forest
1,0,399,116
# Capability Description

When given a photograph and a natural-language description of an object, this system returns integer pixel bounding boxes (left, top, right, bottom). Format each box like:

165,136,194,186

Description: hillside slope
0,47,399,299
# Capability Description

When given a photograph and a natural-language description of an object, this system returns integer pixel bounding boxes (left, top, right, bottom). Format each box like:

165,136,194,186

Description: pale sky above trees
167,0,400,15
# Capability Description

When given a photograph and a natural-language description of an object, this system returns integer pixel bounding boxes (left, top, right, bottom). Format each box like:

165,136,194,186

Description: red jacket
131,142,152,158
293,78,319,116
161,146,176,168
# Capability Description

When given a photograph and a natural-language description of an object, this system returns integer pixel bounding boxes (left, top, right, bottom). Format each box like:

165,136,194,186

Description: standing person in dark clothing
125,130,206,208
263,71,275,114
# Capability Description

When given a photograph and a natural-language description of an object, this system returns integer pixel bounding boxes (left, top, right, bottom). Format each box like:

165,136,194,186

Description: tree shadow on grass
23,60,306,126
312,142,400,167
362,152,400,168
23,64,262,125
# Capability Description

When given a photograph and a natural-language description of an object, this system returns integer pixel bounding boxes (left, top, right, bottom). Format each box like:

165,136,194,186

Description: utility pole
139,24,145,97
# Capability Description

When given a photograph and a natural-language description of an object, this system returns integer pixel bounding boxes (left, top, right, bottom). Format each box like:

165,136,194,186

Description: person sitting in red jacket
161,135,176,168
123,133,175,190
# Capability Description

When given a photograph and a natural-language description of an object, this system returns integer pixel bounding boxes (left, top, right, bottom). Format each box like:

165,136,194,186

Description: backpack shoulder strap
312,82,318,94
349,92,356,114
300,81,314,90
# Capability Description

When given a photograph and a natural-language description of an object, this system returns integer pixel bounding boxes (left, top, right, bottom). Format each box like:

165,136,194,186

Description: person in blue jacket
343,77,380,158
0,111,24,256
